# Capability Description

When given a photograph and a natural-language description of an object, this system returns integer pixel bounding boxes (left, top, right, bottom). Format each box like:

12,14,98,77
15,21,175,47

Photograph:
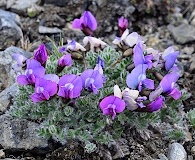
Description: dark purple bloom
17,59,45,85
100,95,126,120
58,74,82,99
34,44,48,66
58,53,73,67
136,96,164,112
126,64,154,91
118,16,128,35
161,46,179,71
147,96,164,112
72,11,97,36
133,41,153,69
80,69,103,94
31,78,58,103
146,96,164,112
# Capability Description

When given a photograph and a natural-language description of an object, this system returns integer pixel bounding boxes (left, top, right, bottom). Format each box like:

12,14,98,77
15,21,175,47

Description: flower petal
17,75,29,85
147,96,164,112
72,19,82,29
83,11,97,31
164,51,179,71
160,73,180,93
126,64,148,89
168,87,181,100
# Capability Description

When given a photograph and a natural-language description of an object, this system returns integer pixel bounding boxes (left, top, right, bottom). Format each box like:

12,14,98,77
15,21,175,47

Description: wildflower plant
10,11,182,153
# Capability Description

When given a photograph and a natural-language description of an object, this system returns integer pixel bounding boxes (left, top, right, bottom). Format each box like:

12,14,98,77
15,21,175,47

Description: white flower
83,36,107,51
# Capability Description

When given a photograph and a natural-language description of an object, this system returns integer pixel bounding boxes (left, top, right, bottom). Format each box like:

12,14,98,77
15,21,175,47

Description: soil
1,0,195,159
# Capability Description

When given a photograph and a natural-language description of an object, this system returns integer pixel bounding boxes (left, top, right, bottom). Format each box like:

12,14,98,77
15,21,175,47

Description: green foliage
186,108,195,129
9,43,179,153
167,129,185,141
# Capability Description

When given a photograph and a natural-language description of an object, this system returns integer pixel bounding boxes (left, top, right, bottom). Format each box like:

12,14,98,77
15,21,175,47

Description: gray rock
0,9,22,50
168,24,195,44
0,49,14,91
44,0,69,6
6,0,41,15
0,46,32,92
167,143,187,160
0,114,48,150
0,83,18,113
0,0,6,7
38,26,62,34
124,5,136,17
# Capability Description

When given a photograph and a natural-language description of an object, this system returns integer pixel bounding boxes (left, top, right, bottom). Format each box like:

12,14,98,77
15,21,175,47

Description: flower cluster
14,11,181,121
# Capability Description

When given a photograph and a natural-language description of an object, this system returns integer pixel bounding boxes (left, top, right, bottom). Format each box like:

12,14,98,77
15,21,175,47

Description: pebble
38,26,62,34
191,146,195,154
168,24,195,44
0,149,5,158
167,143,187,160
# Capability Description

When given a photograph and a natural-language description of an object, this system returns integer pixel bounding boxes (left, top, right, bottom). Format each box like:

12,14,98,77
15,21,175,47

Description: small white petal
114,85,122,98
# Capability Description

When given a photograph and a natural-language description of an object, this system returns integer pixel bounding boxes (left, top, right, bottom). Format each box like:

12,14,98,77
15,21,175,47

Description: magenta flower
34,44,48,66
137,96,164,112
159,73,181,100
118,16,128,36
80,69,103,94
133,41,153,69
58,53,73,67
72,11,97,35
126,64,154,91
17,59,45,85
149,73,181,101
30,78,58,103
58,74,82,99
100,95,126,120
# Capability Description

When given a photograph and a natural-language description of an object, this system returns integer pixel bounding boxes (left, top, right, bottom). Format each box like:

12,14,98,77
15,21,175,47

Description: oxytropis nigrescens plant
10,11,181,153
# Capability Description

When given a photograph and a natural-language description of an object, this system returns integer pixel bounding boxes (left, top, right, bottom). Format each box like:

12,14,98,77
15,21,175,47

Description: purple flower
126,64,154,91
161,46,179,71
57,74,82,99
133,41,153,69
159,73,181,100
149,73,181,101
34,44,48,66
118,16,128,35
72,11,97,35
100,95,126,120
80,69,103,94
58,53,73,67
31,78,58,103
96,56,105,68
94,57,105,77
17,59,45,85
136,96,164,112
147,96,164,112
